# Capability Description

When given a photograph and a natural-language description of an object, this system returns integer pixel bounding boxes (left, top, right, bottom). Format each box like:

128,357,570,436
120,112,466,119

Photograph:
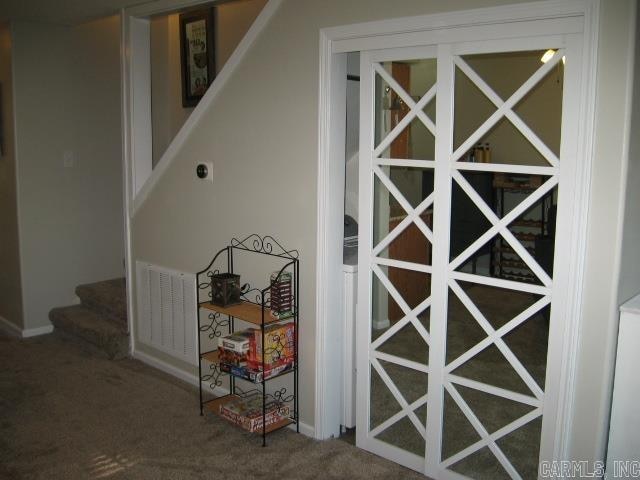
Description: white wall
130,0,546,432
0,22,23,329
568,0,638,462
131,0,637,461
12,16,124,330
150,0,267,167
617,2,640,305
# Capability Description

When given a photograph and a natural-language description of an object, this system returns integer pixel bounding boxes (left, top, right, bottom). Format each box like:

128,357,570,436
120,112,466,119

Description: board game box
218,393,290,432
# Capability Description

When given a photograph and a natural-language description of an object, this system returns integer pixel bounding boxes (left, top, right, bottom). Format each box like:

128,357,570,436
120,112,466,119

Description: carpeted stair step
76,278,127,326
49,305,128,360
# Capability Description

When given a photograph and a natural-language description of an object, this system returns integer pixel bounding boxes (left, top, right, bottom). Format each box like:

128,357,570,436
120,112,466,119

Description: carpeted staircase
49,278,129,360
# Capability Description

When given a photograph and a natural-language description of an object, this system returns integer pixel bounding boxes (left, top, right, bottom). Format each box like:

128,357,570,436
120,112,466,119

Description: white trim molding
133,349,200,387
22,325,55,338
0,315,22,337
314,29,347,440
315,0,600,464
0,316,54,338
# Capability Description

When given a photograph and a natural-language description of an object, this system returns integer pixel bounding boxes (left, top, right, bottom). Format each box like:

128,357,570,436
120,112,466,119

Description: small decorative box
211,273,241,307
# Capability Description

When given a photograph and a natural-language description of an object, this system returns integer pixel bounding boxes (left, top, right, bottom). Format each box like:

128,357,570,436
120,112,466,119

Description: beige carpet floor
0,330,427,480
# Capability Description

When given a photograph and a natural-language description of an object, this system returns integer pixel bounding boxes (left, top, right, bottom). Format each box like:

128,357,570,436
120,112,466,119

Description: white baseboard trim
132,350,200,388
290,419,315,438
134,349,315,438
22,325,54,338
0,315,54,338
0,315,22,337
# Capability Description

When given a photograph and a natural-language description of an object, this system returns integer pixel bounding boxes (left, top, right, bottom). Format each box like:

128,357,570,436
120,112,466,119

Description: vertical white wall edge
553,0,601,462
314,29,347,440
9,22,30,334
593,0,636,461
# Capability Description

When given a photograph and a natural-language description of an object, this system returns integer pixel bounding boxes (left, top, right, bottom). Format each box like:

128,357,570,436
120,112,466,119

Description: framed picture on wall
179,8,216,108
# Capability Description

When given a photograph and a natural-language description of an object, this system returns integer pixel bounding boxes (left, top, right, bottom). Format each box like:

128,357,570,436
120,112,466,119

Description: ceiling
0,0,150,25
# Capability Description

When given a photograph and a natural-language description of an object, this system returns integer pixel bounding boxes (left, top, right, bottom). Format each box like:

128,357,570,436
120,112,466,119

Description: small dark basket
211,273,241,307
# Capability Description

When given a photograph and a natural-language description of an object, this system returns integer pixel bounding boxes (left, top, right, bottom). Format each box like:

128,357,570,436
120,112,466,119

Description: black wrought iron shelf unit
195,234,299,446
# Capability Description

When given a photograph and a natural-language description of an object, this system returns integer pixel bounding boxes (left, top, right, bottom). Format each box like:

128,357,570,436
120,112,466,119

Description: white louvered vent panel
183,283,197,361
171,277,185,354
136,262,198,365
137,264,152,344
160,272,172,348
149,269,161,344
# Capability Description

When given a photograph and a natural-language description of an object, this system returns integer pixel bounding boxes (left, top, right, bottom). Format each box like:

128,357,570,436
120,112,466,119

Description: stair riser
49,308,128,360
78,297,127,327
75,280,127,324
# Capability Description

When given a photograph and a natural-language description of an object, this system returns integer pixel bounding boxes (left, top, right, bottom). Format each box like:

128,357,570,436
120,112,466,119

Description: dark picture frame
179,8,216,108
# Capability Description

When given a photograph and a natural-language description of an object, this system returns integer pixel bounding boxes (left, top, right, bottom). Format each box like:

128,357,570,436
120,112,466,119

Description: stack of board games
218,393,290,432
248,322,295,370
217,329,255,366
218,324,295,383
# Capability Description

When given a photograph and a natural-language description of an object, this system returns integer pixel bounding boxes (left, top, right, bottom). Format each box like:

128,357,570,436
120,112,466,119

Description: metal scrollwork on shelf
198,312,230,339
234,386,294,411
239,283,271,306
231,234,299,259
269,387,295,406
197,269,219,300
201,363,226,392
264,332,294,364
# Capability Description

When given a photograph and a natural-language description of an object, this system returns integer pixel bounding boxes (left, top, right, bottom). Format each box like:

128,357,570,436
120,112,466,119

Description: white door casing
355,27,586,480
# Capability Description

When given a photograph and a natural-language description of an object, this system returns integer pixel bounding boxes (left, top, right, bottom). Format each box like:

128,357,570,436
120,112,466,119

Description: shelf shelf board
263,417,295,434
204,394,295,433
199,301,287,326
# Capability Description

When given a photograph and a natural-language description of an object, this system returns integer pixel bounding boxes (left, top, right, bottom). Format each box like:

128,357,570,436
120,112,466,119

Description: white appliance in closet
342,231,358,429
342,261,357,429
